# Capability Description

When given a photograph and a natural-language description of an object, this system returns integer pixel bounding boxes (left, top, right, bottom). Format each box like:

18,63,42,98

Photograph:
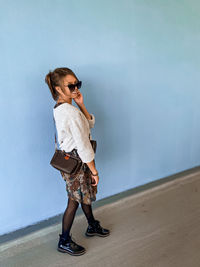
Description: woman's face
56,74,79,100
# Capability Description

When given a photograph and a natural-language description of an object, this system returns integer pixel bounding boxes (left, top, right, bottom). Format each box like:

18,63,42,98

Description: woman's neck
57,97,72,105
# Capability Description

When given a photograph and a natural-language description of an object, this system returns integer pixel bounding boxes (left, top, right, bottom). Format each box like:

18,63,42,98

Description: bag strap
53,116,58,151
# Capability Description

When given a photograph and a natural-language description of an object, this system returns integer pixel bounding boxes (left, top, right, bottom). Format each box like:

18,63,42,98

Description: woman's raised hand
73,91,84,106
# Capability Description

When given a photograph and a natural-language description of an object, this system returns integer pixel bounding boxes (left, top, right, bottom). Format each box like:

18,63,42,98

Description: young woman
45,67,110,256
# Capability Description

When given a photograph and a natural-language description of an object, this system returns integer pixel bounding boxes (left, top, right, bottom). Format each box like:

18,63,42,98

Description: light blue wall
0,0,200,235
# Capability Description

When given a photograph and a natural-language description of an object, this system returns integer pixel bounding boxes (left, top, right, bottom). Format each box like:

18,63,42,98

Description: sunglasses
67,81,82,92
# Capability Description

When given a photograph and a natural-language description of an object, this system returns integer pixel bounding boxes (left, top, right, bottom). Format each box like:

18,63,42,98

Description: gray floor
1,169,200,267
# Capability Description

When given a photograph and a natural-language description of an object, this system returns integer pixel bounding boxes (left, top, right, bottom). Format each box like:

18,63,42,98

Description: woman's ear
55,86,61,94
55,85,66,99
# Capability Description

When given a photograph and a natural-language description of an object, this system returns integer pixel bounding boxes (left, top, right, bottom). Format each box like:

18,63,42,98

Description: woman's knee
68,197,79,208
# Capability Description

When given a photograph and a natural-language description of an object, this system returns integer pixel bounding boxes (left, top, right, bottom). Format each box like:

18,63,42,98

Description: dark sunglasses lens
68,81,82,91
77,81,82,89
68,84,75,90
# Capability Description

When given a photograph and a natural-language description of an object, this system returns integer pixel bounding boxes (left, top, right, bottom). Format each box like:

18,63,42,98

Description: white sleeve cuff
78,147,95,163
88,113,95,129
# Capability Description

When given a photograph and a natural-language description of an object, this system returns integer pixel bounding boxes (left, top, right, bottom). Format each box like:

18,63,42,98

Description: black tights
61,197,96,239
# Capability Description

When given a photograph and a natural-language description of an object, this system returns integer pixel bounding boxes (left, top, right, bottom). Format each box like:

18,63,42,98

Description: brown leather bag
90,137,97,153
50,148,82,174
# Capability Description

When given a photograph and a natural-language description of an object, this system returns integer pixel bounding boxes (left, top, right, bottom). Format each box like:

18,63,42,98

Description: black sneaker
57,234,86,256
85,220,110,237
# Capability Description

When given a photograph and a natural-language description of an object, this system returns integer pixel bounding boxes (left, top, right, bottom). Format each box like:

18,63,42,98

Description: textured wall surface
0,0,199,235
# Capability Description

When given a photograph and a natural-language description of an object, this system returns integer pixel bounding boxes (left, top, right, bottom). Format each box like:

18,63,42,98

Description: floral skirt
60,163,98,205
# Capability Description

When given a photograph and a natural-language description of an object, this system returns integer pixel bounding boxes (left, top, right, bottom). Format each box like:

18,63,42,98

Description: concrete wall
0,0,199,235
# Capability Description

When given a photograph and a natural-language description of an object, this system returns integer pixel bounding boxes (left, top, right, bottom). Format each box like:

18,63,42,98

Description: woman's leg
61,197,79,239
81,202,96,225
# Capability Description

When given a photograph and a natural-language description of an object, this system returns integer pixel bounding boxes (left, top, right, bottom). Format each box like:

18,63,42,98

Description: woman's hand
91,174,99,186
73,91,84,106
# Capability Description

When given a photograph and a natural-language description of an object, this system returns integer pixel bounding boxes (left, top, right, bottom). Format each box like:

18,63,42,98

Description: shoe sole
85,232,110,237
57,247,86,256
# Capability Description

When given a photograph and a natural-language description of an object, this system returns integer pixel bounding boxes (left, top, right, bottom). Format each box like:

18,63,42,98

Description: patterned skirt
60,150,98,205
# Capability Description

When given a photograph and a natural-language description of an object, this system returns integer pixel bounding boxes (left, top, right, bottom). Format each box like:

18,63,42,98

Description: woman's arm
77,103,92,120
73,93,98,185
86,159,97,174
68,114,99,185
77,103,95,129
74,92,95,128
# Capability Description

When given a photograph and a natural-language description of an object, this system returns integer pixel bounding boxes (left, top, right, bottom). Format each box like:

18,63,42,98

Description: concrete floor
1,170,200,267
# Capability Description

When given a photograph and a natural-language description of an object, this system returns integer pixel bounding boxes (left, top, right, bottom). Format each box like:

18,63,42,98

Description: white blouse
53,102,95,163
